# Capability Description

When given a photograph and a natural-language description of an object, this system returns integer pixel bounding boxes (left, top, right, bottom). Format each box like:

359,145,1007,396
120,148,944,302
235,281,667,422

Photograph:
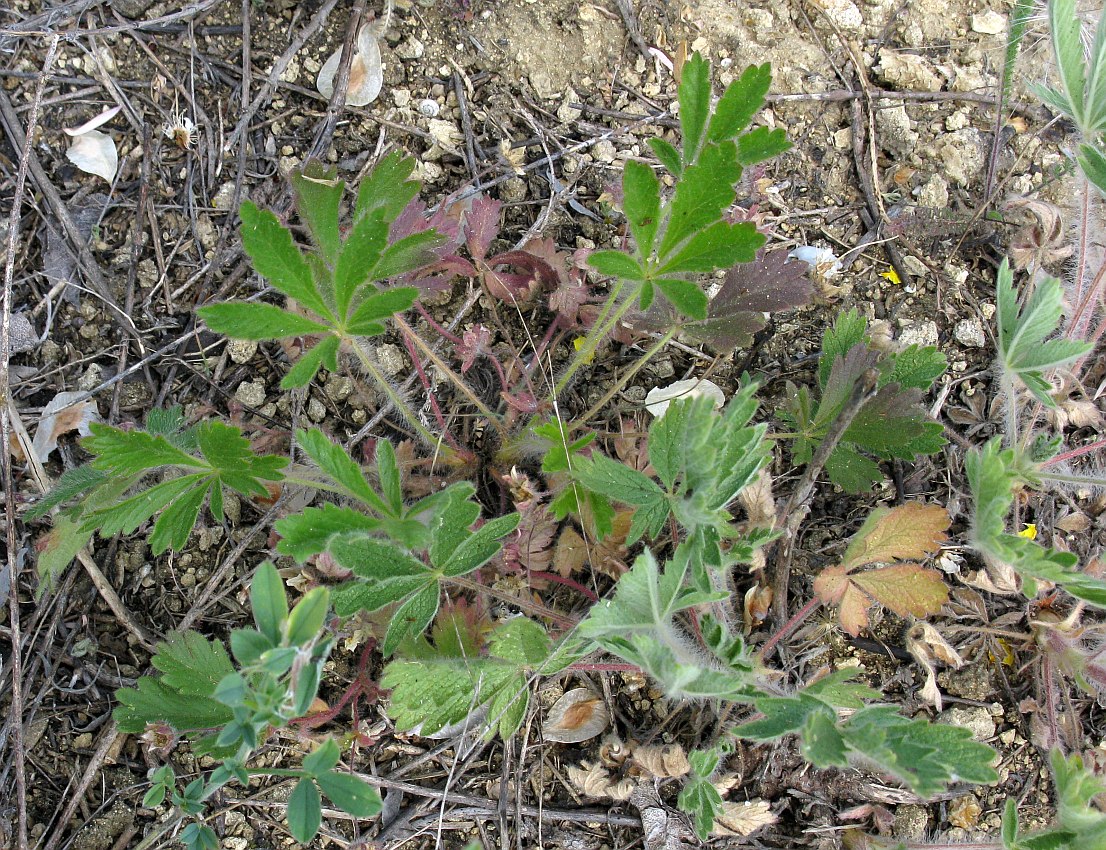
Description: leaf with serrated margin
329,533,425,579
291,163,344,265
281,335,340,389
737,126,791,165
442,513,521,576
372,231,446,280
656,278,708,319
679,774,724,841
1079,142,1106,195
275,504,380,560
153,630,235,697
572,452,668,544
150,483,207,553
848,564,948,620
1084,8,1106,132
844,383,928,458
199,302,330,340
841,503,950,570
882,344,947,390
114,678,233,734
734,694,832,740
708,63,772,141
623,159,661,256
648,137,683,176
376,439,403,516
332,576,428,616
588,250,645,280
346,286,419,336
238,201,330,319
1049,0,1087,127
801,710,848,767
84,423,205,476
383,582,440,656
297,427,389,513
334,210,390,319
648,396,693,490
818,309,869,387
25,465,110,519
90,474,206,539
688,250,811,352
678,52,711,162
657,222,765,277
428,483,481,567
33,515,92,596
354,151,420,223
658,142,742,258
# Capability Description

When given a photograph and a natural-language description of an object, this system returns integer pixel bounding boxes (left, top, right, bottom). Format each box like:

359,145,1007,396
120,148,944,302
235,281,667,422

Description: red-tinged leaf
457,325,492,373
465,196,504,261
850,564,949,621
838,585,875,637
841,503,950,571
813,564,851,606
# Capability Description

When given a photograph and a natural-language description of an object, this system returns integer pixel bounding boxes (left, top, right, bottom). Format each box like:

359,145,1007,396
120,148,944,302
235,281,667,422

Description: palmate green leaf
275,504,381,560
996,260,1090,405
354,150,420,223
818,309,869,387
654,277,708,319
881,344,948,390
238,201,331,319
708,63,772,141
90,474,206,540
737,126,791,165
678,773,724,841
291,163,344,265
114,631,236,733
372,231,446,280
428,483,482,567
347,286,420,336
1049,0,1087,127
801,711,848,767
199,301,330,340
656,221,765,278
441,512,521,577
839,706,998,797
734,693,832,740
296,427,390,514
281,335,339,390
196,421,286,493
678,52,712,162
383,582,440,656
623,159,661,256
571,451,668,544
658,141,742,257
648,137,683,176
334,210,389,318
587,250,646,280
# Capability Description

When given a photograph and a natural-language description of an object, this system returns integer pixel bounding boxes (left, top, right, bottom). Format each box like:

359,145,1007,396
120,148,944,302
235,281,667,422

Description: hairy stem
573,327,678,427
346,335,442,449
554,278,636,396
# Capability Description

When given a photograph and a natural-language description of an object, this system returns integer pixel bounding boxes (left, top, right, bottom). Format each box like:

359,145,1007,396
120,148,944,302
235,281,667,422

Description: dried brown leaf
632,743,690,779
841,503,950,570
711,800,777,837
567,761,634,800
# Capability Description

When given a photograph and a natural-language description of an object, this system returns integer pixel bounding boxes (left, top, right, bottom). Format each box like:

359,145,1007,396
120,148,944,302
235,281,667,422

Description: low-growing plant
26,54,1001,846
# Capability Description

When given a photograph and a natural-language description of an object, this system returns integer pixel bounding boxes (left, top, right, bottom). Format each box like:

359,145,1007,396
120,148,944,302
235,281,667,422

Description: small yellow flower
880,268,901,285
573,337,594,364
1018,523,1038,540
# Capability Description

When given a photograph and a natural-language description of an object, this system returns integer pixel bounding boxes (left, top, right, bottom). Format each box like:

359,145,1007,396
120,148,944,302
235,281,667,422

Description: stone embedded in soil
931,128,986,187
917,174,950,209
876,49,945,91
892,805,929,840
897,320,939,348
375,343,406,377
227,339,258,365
939,705,995,741
953,318,986,348
235,380,266,408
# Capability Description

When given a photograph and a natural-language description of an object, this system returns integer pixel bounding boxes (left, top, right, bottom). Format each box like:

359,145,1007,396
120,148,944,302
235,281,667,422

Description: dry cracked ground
0,0,1103,848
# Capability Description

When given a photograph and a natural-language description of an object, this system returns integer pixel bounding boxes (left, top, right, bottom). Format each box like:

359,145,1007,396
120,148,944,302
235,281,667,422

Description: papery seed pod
542,688,609,743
